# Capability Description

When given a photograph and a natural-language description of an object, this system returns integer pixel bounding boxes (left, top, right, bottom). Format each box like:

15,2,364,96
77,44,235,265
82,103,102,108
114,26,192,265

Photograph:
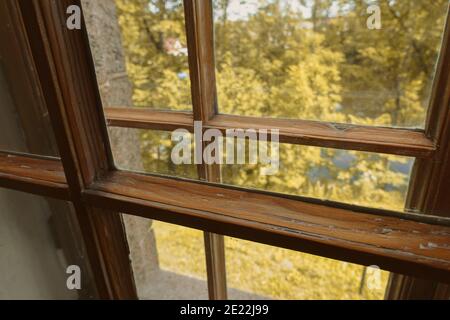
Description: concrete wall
81,0,159,294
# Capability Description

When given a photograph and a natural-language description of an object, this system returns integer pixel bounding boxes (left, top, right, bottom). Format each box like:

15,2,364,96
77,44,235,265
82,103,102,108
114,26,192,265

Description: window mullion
18,0,137,299
387,7,450,300
184,0,227,300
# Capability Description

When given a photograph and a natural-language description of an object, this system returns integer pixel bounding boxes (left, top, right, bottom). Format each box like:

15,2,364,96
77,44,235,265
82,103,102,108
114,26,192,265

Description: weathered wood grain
0,152,69,199
84,170,450,284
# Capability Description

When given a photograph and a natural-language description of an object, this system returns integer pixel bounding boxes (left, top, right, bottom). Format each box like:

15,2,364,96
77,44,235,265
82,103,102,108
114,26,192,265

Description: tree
114,0,447,212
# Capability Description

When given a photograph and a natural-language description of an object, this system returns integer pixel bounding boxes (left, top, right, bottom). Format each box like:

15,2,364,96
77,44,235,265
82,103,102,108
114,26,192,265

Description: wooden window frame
0,0,449,299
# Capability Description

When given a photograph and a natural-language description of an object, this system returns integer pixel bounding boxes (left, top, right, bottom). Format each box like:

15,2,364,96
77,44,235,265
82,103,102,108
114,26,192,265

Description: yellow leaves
347,113,392,127
216,52,267,116
133,88,152,106
152,19,185,39
270,50,343,121
152,69,192,110
116,0,419,212
337,171,352,181
114,0,191,111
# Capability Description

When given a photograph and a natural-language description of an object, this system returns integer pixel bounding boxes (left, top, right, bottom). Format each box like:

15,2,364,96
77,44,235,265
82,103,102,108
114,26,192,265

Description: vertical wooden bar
204,232,227,299
18,0,137,299
387,4,450,300
184,0,217,122
184,0,228,300
0,0,97,297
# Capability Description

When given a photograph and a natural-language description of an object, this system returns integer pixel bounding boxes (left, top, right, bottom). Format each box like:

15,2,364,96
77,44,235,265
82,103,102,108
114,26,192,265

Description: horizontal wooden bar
83,170,450,283
105,107,193,132
104,107,435,158
0,152,69,200
207,114,435,158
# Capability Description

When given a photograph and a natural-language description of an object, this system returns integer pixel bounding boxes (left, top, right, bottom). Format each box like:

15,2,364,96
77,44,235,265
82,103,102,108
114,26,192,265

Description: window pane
225,237,389,300
221,139,414,211
112,128,198,180
123,216,208,299
113,128,413,211
0,10,59,157
0,189,89,299
84,0,192,111
213,0,448,128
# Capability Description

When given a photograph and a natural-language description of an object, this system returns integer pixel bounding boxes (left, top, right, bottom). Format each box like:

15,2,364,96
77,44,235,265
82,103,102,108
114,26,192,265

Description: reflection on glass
213,0,448,128
123,217,208,299
86,0,192,111
225,237,389,300
0,35,59,156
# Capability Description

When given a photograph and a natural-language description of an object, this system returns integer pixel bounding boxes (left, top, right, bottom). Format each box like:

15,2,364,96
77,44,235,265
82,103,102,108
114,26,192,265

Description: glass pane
116,128,413,211
225,237,389,300
213,0,448,128
123,216,208,299
84,0,192,111
0,13,59,157
0,189,89,299
111,128,198,180
221,138,414,211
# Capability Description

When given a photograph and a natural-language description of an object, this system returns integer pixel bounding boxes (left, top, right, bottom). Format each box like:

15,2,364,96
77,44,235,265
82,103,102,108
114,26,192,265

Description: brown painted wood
3,0,447,300
1,0,98,298
408,6,450,219
184,0,217,122
0,152,69,200
0,0,59,157
207,114,434,158
83,170,450,284
18,0,136,299
184,0,228,300
388,5,450,299
103,107,434,158
105,107,193,132
387,274,450,300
